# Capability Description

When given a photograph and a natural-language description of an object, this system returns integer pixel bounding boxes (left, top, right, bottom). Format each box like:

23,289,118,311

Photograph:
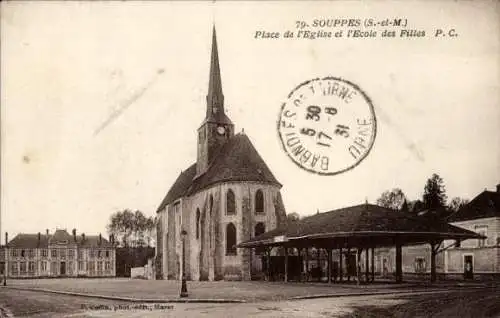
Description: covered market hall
237,203,483,284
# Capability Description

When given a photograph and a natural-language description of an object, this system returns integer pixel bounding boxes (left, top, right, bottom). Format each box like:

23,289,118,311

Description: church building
155,28,287,281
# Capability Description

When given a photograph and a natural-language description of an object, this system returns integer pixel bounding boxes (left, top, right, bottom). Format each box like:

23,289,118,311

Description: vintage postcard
1,1,499,317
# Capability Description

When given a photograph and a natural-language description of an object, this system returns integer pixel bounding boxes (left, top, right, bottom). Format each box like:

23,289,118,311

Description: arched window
255,190,264,214
196,209,201,239
255,223,266,255
226,189,236,215
254,222,266,237
226,223,237,255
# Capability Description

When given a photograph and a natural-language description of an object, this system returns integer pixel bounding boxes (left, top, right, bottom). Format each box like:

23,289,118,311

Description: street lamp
180,229,188,298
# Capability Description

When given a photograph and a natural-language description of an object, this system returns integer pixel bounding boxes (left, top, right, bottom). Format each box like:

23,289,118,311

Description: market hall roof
238,203,483,248
156,133,282,212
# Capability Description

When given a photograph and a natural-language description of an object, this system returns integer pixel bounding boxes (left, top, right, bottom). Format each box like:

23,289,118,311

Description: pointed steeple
206,26,225,118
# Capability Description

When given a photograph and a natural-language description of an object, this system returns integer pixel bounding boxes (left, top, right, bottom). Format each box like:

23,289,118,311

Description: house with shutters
0,228,116,278
155,27,287,281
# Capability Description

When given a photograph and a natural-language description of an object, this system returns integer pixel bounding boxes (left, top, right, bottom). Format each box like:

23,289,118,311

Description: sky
1,1,499,243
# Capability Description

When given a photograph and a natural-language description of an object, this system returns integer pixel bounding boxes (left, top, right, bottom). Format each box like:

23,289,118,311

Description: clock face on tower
217,126,226,135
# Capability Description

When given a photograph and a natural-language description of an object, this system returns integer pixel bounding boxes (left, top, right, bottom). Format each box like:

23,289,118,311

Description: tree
376,188,407,210
107,209,156,247
422,173,448,210
408,199,425,214
448,197,469,212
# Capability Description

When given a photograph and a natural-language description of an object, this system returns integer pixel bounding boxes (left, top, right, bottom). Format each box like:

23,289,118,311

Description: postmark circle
278,77,377,175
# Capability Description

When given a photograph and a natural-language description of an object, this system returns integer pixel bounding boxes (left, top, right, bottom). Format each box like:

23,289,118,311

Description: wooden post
338,247,343,282
365,247,369,283
327,249,332,283
298,248,303,282
284,246,288,282
356,249,360,285
266,247,271,281
395,242,402,283
371,247,375,282
430,241,437,283
304,247,309,282
317,248,321,282
346,248,351,282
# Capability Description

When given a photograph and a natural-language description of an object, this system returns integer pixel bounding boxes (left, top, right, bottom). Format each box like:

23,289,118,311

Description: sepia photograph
1,1,499,317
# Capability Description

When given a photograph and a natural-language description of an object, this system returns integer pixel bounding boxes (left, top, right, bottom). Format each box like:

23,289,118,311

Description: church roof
156,133,281,212
447,190,500,222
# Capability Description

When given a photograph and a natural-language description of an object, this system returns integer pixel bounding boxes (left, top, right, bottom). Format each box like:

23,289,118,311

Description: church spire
206,26,224,118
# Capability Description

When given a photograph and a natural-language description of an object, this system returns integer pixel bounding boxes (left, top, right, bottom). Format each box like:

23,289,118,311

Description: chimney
38,232,41,246
99,233,102,245
5,232,8,246
46,229,49,236
81,233,85,242
72,229,77,242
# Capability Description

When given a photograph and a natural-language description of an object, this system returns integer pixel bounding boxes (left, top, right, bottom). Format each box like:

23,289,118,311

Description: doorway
463,255,473,279
60,262,66,276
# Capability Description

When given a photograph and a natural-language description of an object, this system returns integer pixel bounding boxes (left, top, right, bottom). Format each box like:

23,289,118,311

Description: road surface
0,286,498,317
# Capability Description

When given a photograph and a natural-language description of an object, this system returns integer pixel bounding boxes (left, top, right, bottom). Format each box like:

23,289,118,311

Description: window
41,261,47,272
21,250,25,258
78,261,84,271
78,250,84,259
60,249,66,259
105,250,110,258
28,261,35,273
51,249,57,258
255,190,264,214
28,249,35,258
105,261,111,272
68,262,73,275
11,249,18,257
10,262,18,275
475,225,487,247
89,250,95,258
196,209,201,240
69,250,74,259
98,250,102,258
51,261,57,275
226,189,236,215
226,223,237,255
20,262,27,273
97,261,103,273
88,261,95,273
41,249,48,258
254,223,266,255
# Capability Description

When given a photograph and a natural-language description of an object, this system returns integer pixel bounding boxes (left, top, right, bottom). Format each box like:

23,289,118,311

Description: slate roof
447,190,500,222
238,204,482,248
6,230,113,248
156,133,281,212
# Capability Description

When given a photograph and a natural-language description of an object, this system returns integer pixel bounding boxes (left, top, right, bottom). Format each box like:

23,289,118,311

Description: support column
284,247,288,282
298,248,303,282
266,247,271,281
317,248,321,282
430,241,437,283
346,248,351,282
304,248,309,282
338,247,343,282
327,249,332,283
395,242,402,283
356,249,361,285
371,247,375,282
365,248,369,283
